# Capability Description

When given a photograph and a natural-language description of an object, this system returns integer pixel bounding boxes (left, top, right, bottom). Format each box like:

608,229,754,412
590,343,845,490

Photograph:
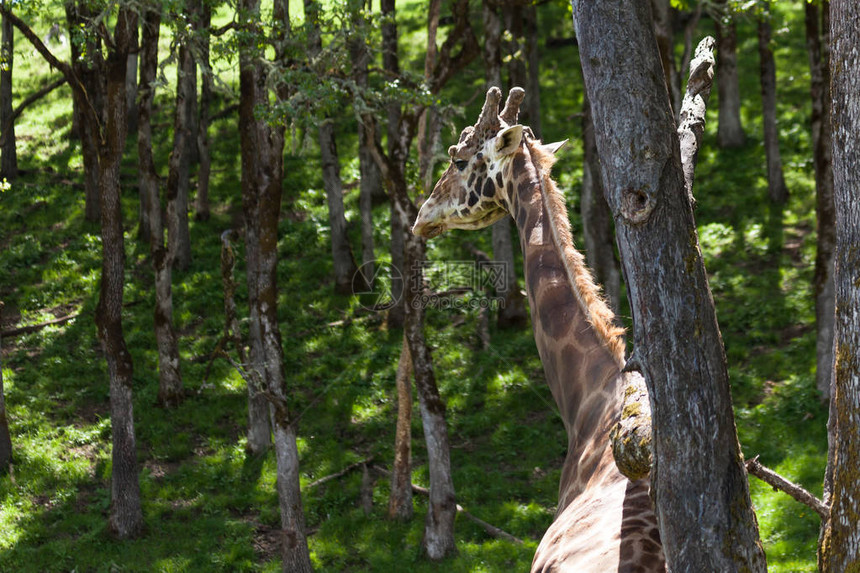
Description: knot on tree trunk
610,371,653,480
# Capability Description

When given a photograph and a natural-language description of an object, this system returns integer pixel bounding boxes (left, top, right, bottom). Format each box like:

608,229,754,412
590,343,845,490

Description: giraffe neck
506,141,626,507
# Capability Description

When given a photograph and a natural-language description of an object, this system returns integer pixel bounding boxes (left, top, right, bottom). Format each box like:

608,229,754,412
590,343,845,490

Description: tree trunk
651,0,679,118
487,0,527,329
571,1,766,570
0,13,17,180
805,1,836,401
757,9,787,205
581,92,621,314
66,1,104,223
166,14,194,272
305,0,361,296
714,2,745,148
195,1,212,222
95,4,143,539
389,334,414,520
349,14,380,282
125,38,138,135
0,325,11,473
137,4,160,245
240,1,312,569
523,3,542,139
136,3,182,408
319,120,361,295
402,202,457,560
382,0,405,329
819,2,860,569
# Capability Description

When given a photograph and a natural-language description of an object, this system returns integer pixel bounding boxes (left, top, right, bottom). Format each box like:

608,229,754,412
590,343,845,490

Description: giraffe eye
454,159,469,171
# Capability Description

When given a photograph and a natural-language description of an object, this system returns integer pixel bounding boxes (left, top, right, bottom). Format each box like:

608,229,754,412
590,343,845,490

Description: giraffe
412,87,665,572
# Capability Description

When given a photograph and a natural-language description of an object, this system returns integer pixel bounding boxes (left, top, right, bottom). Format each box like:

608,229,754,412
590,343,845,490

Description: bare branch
0,312,80,338
371,465,524,545
306,457,374,489
745,456,829,520
0,77,67,147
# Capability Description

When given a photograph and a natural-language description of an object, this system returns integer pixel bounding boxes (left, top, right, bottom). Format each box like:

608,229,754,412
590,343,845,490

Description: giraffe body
413,87,665,572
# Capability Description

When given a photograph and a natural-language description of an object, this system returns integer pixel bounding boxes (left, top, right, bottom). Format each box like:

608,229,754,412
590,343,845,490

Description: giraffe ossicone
414,87,666,572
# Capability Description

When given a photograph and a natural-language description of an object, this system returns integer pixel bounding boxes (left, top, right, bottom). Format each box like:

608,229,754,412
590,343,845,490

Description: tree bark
389,334,414,520
136,2,182,408
488,0,527,329
66,1,104,222
382,0,405,329
819,2,860,569
523,3,542,139
349,10,379,281
137,4,161,245
571,1,766,570
714,2,746,148
195,1,212,222
1,0,144,536
166,7,195,272
239,1,312,569
96,4,143,539
581,92,621,314
0,318,11,473
306,0,361,295
650,0,679,118
0,12,16,180
757,8,787,204
805,1,836,401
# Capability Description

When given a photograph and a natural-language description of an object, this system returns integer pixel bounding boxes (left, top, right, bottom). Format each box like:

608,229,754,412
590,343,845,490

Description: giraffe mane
527,139,626,364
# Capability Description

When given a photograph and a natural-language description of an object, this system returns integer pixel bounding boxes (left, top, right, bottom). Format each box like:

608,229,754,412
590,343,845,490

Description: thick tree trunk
0,325,11,473
714,3,745,148
581,92,621,314
805,1,836,401
195,2,212,222
757,10,787,205
819,2,860,569
571,1,766,570
137,5,160,245
240,2,312,569
166,17,194,272
95,5,143,539
389,335,413,520
0,13,17,180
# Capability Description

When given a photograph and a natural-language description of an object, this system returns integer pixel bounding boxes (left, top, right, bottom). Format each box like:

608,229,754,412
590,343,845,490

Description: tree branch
677,36,716,204
745,456,829,520
0,312,80,338
371,465,524,545
610,370,653,480
306,457,374,489
0,7,73,79
0,77,67,147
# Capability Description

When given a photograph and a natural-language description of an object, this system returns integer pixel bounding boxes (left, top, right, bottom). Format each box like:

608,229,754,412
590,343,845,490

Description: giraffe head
413,87,529,238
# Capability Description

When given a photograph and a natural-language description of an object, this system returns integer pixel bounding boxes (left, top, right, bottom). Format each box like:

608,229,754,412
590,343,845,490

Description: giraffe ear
495,125,524,156
542,140,568,155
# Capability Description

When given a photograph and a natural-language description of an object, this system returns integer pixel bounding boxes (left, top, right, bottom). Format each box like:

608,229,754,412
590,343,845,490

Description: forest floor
0,2,828,571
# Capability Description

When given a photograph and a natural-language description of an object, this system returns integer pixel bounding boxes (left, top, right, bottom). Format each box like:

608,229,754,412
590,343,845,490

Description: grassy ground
1,1,827,571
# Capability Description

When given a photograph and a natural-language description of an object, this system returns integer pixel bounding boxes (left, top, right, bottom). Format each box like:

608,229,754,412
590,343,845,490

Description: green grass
0,1,829,571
